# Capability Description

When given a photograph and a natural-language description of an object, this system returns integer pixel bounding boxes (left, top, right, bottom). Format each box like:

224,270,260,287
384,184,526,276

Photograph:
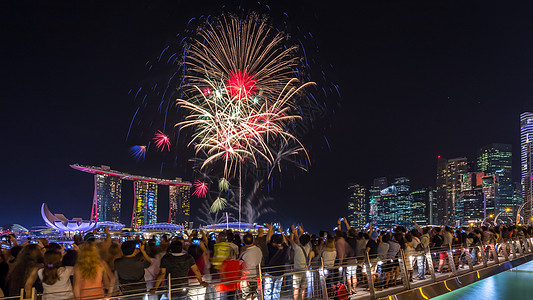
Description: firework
210,197,227,213
192,180,209,198
218,178,230,192
129,145,146,161
153,130,171,152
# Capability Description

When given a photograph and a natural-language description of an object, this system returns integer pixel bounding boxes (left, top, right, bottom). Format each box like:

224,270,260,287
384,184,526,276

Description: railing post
515,239,524,257
398,249,411,290
500,242,509,261
424,247,437,282
463,245,474,271
320,258,328,300
491,243,500,264
479,243,488,267
258,263,264,300
168,272,172,299
447,246,457,276
363,253,376,299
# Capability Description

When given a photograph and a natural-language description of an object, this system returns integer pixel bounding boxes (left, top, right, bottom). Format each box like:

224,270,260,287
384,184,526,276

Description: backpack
333,282,349,300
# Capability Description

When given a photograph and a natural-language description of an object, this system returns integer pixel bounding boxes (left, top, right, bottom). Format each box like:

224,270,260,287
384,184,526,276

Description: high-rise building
378,185,397,227
94,173,122,222
520,112,533,220
477,143,513,218
410,187,435,226
436,157,469,225
169,185,191,225
347,183,367,228
369,177,387,224
456,172,484,225
394,177,412,226
133,181,158,227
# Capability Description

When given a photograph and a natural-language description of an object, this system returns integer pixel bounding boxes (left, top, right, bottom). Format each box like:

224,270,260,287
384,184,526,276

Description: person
344,227,358,295
212,232,233,272
25,251,74,300
187,243,208,300
430,227,445,272
239,233,262,300
290,226,311,300
254,227,269,265
74,244,114,299
151,241,207,299
264,223,289,300
114,241,152,295
322,236,337,297
7,243,43,297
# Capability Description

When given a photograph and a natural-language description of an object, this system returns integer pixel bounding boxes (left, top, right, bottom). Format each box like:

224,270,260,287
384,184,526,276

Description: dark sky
2,0,533,232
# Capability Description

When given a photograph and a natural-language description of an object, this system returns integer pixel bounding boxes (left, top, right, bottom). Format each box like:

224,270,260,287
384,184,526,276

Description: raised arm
266,223,274,244
150,268,166,294
24,267,38,298
140,243,153,263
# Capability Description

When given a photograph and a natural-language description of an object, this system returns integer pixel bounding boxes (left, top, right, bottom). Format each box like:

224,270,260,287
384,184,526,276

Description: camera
135,243,140,249
192,239,201,245
29,240,39,244
64,244,73,249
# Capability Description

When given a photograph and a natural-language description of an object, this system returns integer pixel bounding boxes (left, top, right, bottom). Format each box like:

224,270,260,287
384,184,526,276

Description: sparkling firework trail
192,180,209,198
177,14,315,177
153,130,171,152
129,145,146,161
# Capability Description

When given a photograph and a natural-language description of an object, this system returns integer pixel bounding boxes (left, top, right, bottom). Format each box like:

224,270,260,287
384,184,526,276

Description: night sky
2,1,533,232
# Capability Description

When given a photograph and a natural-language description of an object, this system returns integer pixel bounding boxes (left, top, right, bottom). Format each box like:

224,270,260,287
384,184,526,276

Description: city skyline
2,1,533,232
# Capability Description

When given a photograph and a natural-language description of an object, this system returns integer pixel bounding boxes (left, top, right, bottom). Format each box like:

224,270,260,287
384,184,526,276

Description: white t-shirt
240,245,263,278
293,243,311,271
38,266,74,300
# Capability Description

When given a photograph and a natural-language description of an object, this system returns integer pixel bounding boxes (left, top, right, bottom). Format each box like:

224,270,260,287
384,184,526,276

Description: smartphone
155,236,161,246
64,244,73,249
1,243,10,249
121,237,127,243
29,240,39,244
1,236,8,242
135,243,140,249
192,239,201,245
210,234,217,241
340,218,344,221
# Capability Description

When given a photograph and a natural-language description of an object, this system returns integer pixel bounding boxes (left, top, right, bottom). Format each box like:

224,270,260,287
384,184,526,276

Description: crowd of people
1,219,532,300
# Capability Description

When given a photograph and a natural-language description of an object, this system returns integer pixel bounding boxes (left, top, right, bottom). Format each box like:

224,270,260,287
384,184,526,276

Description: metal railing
4,237,533,300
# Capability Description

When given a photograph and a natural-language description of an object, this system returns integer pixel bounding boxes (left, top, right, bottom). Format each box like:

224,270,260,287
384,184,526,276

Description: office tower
94,173,122,222
379,185,396,227
481,174,498,218
411,187,435,226
347,183,367,228
520,112,533,220
455,172,484,225
169,184,191,224
477,143,513,218
436,157,469,225
369,177,387,224
133,181,158,227
394,177,412,226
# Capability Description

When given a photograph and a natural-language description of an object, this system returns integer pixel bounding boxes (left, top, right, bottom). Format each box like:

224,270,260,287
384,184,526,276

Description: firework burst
129,145,147,161
153,130,171,152
192,180,209,198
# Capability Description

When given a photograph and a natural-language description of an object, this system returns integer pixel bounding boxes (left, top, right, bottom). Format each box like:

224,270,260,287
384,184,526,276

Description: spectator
264,223,289,300
239,233,262,300
290,227,311,300
7,243,43,296
25,250,74,300
114,241,152,295
73,244,114,299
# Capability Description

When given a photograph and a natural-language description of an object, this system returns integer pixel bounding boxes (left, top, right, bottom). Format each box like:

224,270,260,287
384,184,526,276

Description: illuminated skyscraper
133,181,158,227
436,157,469,225
369,177,387,224
456,172,484,225
94,173,122,222
410,187,435,226
394,177,412,226
169,184,191,225
477,143,513,218
347,183,367,228
520,112,533,219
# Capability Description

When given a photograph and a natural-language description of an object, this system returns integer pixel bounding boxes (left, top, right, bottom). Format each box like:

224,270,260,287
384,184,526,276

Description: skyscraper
94,173,122,222
169,184,191,225
477,143,513,218
455,172,484,225
133,181,158,227
520,112,533,220
394,177,412,226
369,177,387,224
410,187,435,226
347,183,367,228
436,157,469,225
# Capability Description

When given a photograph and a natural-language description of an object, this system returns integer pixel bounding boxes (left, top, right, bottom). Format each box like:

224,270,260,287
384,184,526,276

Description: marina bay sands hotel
70,164,191,228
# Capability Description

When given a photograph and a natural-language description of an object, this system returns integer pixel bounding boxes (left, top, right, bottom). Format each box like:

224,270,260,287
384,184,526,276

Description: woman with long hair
24,251,74,299
7,244,43,297
73,244,114,299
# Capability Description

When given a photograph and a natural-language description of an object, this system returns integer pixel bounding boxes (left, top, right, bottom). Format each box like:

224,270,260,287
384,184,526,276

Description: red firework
226,70,256,99
192,180,208,198
153,130,171,152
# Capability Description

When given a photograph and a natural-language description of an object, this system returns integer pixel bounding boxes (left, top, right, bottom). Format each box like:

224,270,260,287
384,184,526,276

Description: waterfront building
378,185,396,227
477,143,513,218
347,183,367,228
455,189,485,225
520,112,533,219
436,157,469,225
394,177,412,226
133,181,158,227
169,184,191,224
94,172,122,223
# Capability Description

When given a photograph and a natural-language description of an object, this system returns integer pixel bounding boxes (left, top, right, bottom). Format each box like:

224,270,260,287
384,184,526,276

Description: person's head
226,230,235,243
381,234,390,243
187,244,203,260
169,241,183,254
357,231,364,240
335,230,344,239
299,234,311,247
326,237,335,248
433,227,441,234
83,232,95,243
422,227,430,235
348,228,357,238
370,231,379,241
76,244,101,279
45,243,62,253
271,234,283,246
42,251,62,285
243,234,254,246
8,244,43,293
217,231,228,243
121,241,138,256
482,226,488,232
61,249,78,267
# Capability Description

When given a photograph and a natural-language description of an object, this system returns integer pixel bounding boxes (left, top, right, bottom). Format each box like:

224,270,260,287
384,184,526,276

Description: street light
516,200,533,224
493,208,511,226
